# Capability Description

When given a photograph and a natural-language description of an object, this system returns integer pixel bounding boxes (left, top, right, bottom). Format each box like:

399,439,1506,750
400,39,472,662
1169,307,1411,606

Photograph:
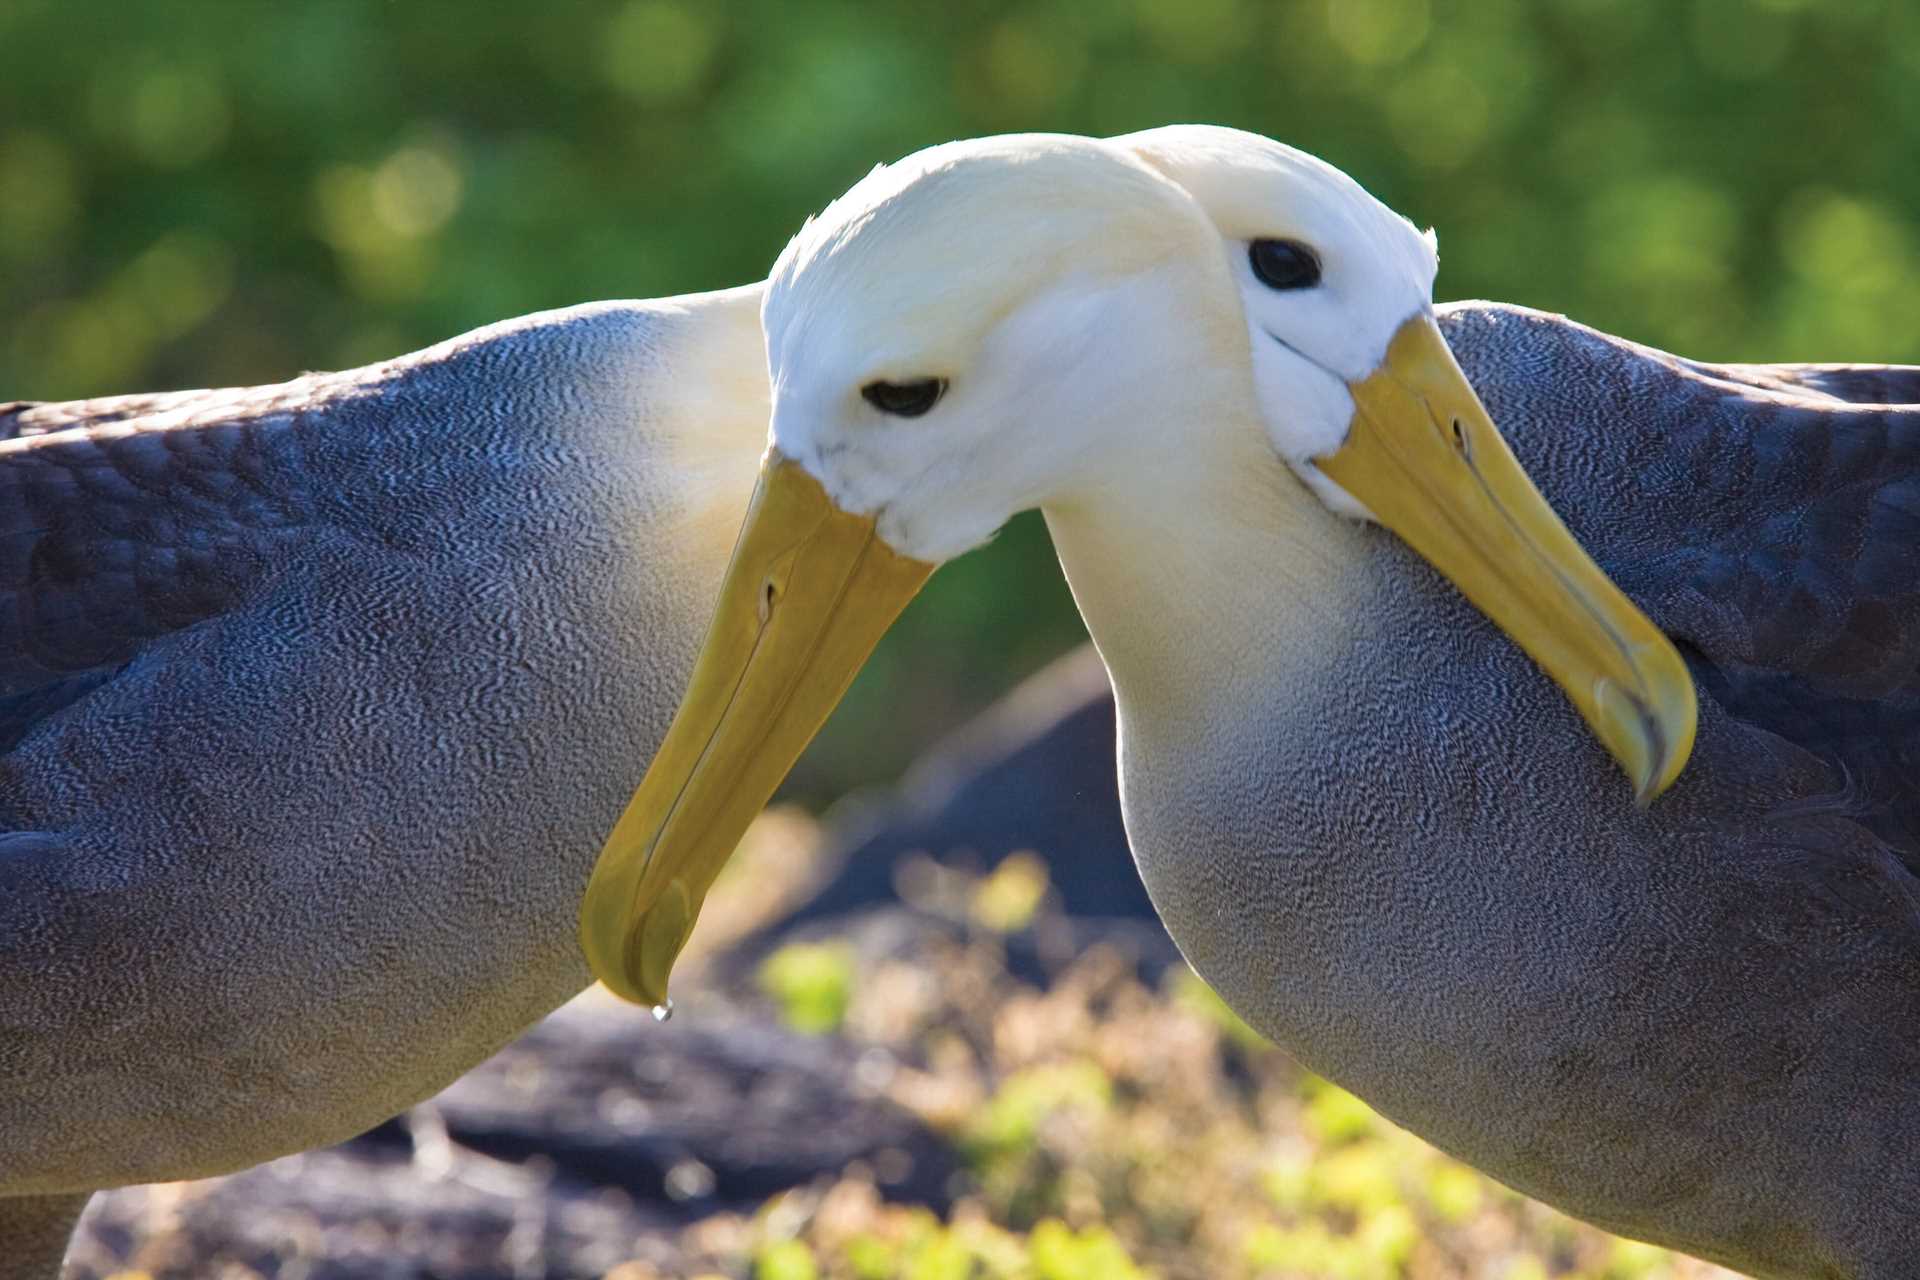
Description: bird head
579,127,1696,1008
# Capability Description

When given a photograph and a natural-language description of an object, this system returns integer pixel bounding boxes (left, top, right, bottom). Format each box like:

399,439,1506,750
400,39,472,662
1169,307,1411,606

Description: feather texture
0,290,768,1198
1101,303,1920,1280
1442,302,1920,861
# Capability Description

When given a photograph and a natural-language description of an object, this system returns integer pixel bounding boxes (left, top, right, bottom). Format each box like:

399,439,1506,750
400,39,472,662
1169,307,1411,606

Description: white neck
642,283,773,568
1041,403,1368,745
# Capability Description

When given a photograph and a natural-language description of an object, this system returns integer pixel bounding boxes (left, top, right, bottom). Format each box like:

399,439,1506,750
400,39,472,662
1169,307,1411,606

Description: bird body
1093,303,1920,1279
587,128,1920,1278
0,286,768,1271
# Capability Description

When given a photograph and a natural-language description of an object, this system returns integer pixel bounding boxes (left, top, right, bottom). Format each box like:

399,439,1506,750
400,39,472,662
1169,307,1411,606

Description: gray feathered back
1117,302,1920,1279
1,296,765,1193
1443,303,1920,859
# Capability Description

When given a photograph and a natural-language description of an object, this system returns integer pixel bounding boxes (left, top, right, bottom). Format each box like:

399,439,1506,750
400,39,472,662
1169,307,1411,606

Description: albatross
0,286,770,1277
581,127,1919,1278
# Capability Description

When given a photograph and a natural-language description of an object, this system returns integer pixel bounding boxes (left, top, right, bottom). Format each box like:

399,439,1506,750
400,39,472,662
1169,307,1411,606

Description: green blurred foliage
695,938,1732,1279
758,1238,823,1280
5,0,1918,793
759,940,857,1035
962,1059,1112,1179
970,851,1052,934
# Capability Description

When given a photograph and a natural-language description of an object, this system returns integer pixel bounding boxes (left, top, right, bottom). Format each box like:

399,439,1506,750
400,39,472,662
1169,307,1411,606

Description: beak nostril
758,579,778,624
1450,417,1470,456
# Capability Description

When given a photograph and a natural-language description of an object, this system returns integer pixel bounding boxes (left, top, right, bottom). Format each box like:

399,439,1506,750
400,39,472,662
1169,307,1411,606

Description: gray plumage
7,291,1916,1280
0,288,767,1278
1120,303,1918,1280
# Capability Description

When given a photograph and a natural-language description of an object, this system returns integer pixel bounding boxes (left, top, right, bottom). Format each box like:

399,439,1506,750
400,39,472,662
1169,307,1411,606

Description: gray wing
0,386,330,753
0,296,719,771
1438,303,1920,858
1702,363,1920,406
3,390,277,441
0,295,727,772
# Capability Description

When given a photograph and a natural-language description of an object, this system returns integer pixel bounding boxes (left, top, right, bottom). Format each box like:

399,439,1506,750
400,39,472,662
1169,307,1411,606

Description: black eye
1249,238,1322,291
861,377,946,417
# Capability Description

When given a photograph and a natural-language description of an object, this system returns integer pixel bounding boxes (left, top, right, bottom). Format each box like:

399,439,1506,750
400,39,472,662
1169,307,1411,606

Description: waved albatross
581,128,1920,1278
1,285,768,1277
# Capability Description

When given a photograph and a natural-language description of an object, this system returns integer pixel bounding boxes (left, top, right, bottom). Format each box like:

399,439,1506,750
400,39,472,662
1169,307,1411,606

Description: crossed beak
578,453,934,1006
1316,312,1696,806
579,314,1696,1008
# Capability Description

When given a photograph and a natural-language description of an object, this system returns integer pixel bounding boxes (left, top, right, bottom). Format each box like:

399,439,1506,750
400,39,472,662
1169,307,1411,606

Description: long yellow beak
1318,312,1697,803
579,452,935,1007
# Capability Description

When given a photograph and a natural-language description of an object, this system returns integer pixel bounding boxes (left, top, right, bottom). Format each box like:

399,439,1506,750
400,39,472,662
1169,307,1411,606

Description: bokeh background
4,3,1917,1277
8,0,1920,795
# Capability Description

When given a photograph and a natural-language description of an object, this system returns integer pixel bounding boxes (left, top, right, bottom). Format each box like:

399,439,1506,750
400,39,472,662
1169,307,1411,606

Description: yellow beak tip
632,880,695,1005
594,955,670,1010
1596,671,1696,809
1329,314,1702,809
578,454,935,1012
1632,763,1674,809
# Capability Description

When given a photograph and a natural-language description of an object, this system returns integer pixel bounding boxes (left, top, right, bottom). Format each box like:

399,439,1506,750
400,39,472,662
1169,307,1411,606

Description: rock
70,994,958,1279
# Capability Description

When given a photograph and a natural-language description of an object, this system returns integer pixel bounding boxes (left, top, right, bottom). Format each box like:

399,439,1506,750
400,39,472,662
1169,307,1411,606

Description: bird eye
861,378,947,417
1249,239,1322,291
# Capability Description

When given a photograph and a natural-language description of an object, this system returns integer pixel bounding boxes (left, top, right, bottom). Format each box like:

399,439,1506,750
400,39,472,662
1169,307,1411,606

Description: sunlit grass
969,852,1051,935
760,941,857,1036
675,856,1736,1280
